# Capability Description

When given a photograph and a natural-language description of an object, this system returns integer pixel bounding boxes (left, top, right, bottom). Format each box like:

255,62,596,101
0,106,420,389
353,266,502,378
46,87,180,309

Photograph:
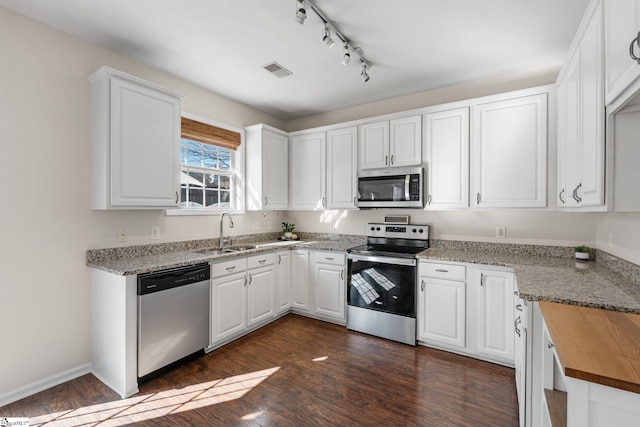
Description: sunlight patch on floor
28,367,280,426
312,356,328,362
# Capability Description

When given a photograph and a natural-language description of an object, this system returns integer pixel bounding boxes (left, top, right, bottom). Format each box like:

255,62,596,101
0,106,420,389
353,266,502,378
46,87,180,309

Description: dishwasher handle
137,263,210,295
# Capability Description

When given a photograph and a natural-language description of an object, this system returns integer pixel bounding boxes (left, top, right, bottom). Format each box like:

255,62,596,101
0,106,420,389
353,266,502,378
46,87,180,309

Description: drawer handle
325,257,335,261
258,259,267,264
226,266,236,272
435,269,449,273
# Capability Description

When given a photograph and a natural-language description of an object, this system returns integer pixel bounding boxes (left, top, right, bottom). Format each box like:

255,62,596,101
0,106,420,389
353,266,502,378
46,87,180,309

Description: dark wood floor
2,315,518,426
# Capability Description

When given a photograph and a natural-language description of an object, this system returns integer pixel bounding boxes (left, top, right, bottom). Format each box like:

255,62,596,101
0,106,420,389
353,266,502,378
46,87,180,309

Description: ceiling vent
263,61,293,78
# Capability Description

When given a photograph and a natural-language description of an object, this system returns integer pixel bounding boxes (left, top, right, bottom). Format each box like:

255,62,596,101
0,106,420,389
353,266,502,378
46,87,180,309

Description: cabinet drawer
211,258,246,277
314,251,345,265
421,262,466,281
247,252,275,269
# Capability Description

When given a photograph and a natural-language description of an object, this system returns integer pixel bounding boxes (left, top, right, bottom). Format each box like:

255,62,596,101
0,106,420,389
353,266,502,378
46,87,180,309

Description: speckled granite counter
87,236,363,276
418,248,640,314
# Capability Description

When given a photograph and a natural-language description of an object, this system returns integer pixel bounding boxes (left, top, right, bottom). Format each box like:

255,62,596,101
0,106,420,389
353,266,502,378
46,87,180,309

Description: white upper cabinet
289,132,326,210
604,0,640,104
359,115,421,170
326,126,358,209
245,124,289,211
89,66,181,209
471,94,547,208
558,3,605,209
424,107,470,209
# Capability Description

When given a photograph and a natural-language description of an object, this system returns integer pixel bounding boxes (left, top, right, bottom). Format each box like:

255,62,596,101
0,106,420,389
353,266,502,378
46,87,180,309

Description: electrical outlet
151,226,160,240
608,232,613,247
117,228,128,243
496,226,506,239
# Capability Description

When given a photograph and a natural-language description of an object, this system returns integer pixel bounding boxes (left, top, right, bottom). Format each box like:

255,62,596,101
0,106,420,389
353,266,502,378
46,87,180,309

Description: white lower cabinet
291,249,310,312
210,260,247,344
312,251,346,323
276,250,292,314
246,253,276,327
418,260,515,367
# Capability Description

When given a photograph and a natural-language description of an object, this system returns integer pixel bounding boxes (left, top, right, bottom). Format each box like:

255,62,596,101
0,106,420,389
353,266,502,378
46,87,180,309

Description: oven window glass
347,259,415,317
358,176,407,202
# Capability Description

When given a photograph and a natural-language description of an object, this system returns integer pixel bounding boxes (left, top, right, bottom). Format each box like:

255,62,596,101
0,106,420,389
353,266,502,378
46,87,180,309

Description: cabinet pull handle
226,266,236,272
322,196,326,208
480,273,484,286
514,290,519,295
175,191,179,204
264,196,268,207
385,155,388,166
559,189,565,204
258,259,267,264
248,273,252,284
427,194,432,205
341,269,344,280
572,183,582,203
391,155,394,165
516,304,523,312
435,269,448,273
476,193,481,205
354,196,357,207
547,341,554,349
277,254,281,264
514,317,522,337
630,31,640,64
421,279,425,292
243,275,247,287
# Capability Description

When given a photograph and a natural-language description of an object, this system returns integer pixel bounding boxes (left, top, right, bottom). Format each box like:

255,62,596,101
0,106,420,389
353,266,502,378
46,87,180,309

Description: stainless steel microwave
357,167,424,208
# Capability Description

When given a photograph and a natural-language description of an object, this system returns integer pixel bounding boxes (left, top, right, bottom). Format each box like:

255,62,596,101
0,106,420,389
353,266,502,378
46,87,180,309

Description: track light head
295,0,306,24
341,44,351,66
360,61,370,82
322,24,335,48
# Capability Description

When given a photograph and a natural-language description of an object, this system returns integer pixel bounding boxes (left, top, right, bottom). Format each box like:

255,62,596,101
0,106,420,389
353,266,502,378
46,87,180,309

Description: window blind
181,117,241,151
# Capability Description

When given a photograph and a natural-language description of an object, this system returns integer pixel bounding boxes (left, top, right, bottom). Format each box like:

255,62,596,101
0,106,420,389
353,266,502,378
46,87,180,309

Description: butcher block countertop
540,301,640,394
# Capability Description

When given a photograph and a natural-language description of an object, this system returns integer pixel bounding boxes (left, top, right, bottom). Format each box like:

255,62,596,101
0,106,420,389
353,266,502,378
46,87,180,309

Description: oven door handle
348,254,417,266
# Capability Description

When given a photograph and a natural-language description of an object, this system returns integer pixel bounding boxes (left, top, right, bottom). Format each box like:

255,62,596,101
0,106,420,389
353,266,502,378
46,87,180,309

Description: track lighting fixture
341,44,350,66
322,24,335,48
293,0,371,81
295,0,306,24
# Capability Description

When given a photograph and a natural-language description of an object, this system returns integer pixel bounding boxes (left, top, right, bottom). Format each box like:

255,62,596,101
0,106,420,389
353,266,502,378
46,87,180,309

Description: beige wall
596,213,640,265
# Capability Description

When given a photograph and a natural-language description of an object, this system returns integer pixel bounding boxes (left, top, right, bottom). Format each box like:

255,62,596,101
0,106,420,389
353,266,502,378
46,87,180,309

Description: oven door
347,254,416,317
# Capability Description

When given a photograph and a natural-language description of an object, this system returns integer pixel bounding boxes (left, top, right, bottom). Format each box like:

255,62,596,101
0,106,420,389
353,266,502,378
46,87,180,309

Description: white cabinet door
475,269,515,364
290,132,326,209
276,251,292,313
418,276,466,349
291,249,310,311
211,271,247,344
246,265,275,327
359,121,390,170
246,125,288,211
390,115,422,167
471,94,547,208
424,107,470,209
604,0,640,104
89,67,181,209
560,53,582,209
313,261,346,322
327,127,358,209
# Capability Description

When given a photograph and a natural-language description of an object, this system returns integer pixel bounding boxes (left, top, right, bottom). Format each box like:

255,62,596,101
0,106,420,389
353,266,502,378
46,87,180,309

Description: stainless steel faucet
219,211,234,249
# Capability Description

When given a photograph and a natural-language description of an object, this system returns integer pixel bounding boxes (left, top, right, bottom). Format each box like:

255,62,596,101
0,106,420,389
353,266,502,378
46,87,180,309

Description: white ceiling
0,0,590,120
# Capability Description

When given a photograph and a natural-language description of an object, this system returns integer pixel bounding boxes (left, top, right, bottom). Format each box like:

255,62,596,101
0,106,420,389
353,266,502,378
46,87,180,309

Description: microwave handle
405,174,410,201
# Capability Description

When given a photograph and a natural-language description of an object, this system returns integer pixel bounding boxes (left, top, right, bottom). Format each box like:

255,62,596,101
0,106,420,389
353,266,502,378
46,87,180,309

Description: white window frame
166,112,245,216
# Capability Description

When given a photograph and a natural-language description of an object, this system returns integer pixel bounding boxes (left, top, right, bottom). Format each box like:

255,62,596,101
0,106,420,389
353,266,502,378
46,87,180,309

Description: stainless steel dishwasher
137,263,210,378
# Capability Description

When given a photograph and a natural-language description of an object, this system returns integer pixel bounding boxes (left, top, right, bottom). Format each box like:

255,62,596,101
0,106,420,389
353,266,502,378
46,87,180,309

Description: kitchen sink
193,245,256,256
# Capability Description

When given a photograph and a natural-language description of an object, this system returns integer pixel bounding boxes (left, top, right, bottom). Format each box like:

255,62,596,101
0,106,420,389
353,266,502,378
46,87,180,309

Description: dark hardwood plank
2,315,518,426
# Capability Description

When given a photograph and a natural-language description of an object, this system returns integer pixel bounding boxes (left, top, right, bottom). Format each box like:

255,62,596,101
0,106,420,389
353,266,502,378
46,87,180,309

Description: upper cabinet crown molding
89,66,182,210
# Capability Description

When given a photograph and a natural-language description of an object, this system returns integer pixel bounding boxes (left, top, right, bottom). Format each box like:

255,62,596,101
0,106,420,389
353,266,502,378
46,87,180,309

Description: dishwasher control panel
137,263,210,295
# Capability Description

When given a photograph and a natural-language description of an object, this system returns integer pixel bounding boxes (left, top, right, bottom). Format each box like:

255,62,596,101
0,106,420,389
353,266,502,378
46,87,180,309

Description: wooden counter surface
540,301,640,394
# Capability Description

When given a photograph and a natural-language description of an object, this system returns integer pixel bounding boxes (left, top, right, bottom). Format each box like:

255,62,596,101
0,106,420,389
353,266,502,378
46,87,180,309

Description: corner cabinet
558,2,605,209
471,93,547,208
424,107,470,209
289,132,326,210
359,115,422,170
604,0,640,104
326,127,358,209
245,124,289,211
89,66,181,210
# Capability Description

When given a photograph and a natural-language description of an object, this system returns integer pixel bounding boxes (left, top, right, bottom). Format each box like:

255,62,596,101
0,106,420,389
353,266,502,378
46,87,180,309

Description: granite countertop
87,239,359,276
418,248,640,314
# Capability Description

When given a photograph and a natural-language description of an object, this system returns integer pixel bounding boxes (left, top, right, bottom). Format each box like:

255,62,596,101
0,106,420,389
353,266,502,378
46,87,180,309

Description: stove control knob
370,226,375,231
412,228,417,233
419,229,424,233
376,227,381,231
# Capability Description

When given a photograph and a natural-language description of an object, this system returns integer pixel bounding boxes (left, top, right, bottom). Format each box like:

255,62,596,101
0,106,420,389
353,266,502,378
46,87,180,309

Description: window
177,116,243,212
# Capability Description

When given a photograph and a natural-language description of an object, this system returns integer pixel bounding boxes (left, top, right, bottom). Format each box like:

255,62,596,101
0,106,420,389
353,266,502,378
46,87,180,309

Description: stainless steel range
346,222,429,346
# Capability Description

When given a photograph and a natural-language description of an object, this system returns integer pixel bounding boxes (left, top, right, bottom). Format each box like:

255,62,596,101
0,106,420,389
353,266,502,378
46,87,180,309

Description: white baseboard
0,363,91,408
